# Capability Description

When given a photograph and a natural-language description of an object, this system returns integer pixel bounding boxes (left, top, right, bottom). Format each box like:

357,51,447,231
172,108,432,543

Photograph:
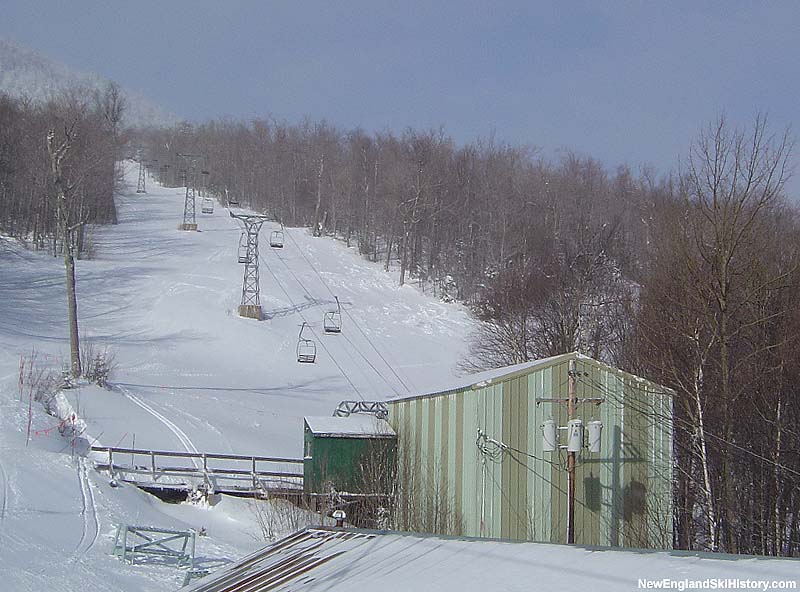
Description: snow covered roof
391,351,673,403
391,352,574,402
182,527,799,592
304,415,396,438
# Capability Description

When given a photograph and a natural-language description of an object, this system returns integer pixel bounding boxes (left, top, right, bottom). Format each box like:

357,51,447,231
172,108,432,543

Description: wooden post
151,451,156,481
251,457,257,491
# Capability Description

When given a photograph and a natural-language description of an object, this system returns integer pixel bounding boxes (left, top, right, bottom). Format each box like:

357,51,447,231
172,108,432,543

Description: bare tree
47,121,82,377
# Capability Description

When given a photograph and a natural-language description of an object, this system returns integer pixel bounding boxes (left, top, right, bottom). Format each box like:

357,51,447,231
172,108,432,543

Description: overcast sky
4,1,799,196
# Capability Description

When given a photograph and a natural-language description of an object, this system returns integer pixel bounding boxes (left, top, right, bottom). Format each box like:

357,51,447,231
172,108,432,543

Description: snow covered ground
0,161,474,590
1,163,796,591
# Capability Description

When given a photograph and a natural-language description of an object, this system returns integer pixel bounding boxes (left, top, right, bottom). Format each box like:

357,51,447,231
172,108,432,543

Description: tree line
0,83,124,257
136,115,799,556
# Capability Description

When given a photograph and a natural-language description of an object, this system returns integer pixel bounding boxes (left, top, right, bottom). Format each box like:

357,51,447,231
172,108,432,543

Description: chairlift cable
258,244,365,401
282,228,414,393
269,247,392,395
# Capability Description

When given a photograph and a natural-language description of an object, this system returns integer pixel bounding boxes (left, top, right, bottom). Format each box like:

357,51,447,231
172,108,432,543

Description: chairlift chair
269,229,284,248
225,189,240,207
237,232,250,264
297,322,316,363
201,197,214,214
323,296,342,334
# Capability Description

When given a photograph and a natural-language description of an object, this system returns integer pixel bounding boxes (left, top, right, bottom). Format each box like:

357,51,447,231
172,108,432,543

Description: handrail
90,445,302,465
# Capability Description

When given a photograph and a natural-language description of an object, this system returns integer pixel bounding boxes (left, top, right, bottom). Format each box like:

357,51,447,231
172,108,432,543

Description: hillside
0,164,797,591
0,162,474,590
0,39,177,127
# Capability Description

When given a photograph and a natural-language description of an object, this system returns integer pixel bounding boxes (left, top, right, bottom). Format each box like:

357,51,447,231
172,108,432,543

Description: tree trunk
312,155,324,236
400,222,410,286
48,127,82,377
64,245,81,376
692,354,718,551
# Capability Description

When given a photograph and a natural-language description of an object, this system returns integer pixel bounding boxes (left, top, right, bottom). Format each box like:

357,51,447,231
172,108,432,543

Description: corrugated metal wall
388,353,673,549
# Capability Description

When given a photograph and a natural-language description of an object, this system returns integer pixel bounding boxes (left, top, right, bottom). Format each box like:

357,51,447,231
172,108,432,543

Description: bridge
90,446,303,496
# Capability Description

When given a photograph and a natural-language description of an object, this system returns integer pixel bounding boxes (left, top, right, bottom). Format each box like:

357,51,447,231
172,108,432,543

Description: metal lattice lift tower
230,211,269,320
136,159,147,194
177,153,205,231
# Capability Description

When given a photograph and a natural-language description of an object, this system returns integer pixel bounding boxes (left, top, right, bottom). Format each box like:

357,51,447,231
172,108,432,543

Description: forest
0,84,123,257
136,115,800,556
1,90,797,556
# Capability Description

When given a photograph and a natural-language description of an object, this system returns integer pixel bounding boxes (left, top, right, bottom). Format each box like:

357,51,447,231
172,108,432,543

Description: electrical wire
577,374,800,480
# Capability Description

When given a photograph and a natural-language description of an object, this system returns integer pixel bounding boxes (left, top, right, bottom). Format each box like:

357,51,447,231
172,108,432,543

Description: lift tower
136,159,147,194
176,153,205,231
230,211,269,320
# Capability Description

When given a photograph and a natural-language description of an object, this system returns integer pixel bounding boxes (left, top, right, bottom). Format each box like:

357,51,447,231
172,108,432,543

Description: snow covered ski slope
1,161,475,458
0,161,474,590
1,163,798,591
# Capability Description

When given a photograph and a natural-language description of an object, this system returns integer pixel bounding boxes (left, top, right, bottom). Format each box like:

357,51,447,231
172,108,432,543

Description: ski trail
0,459,8,521
117,385,200,467
73,458,99,559
156,401,234,454
280,229,416,394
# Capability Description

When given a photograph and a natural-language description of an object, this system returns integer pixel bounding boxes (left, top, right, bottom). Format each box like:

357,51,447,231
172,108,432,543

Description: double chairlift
323,296,342,334
225,188,240,208
295,297,341,365
269,227,284,249
234,222,338,363
297,322,316,364
237,223,283,265
237,232,250,264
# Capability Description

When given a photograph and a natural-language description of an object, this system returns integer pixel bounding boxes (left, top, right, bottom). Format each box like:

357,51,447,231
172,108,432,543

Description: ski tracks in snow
117,385,201,467
73,457,100,559
0,458,8,522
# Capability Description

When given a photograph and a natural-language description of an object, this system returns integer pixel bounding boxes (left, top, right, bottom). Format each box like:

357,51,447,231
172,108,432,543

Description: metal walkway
90,446,303,495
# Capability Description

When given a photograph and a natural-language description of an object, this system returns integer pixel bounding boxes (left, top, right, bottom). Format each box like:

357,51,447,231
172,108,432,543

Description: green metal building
303,416,397,495
387,352,673,549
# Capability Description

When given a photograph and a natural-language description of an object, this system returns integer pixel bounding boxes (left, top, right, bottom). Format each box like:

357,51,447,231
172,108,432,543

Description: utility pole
537,355,604,545
567,358,576,544
177,153,204,231
230,211,269,320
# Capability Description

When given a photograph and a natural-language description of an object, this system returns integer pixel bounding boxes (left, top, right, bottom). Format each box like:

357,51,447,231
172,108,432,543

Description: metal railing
113,524,195,567
90,446,303,494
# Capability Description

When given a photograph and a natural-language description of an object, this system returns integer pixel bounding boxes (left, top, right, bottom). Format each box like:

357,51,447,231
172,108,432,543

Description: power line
577,374,800,480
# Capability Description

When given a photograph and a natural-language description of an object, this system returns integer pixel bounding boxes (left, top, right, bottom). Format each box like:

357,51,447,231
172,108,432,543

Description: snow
1,163,795,591
186,527,800,592
397,352,570,400
0,161,474,590
304,415,395,437
0,39,179,127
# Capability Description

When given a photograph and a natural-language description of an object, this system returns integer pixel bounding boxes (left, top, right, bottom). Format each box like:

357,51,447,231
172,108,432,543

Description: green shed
387,352,673,549
303,416,397,495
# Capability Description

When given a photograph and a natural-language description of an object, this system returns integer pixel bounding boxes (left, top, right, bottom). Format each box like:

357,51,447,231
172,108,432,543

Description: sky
4,1,799,195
